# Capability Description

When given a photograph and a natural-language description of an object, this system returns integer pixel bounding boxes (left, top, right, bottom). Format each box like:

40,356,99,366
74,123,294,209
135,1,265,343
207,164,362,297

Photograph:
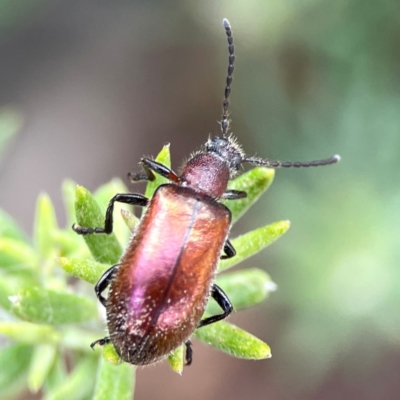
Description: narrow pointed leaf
0,208,29,242
144,144,171,200
10,287,97,324
62,179,79,228
57,257,109,285
0,277,38,311
0,238,38,269
93,358,136,400
28,344,57,392
0,322,61,344
62,328,104,352
120,209,139,232
168,345,184,374
219,220,290,271
206,268,276,315
34,194,58,259
0,107,23,156
102,343,122,365
44,357,97,400
194,321,271,360
222,167,274,224
0,344,32,398
52,230,86,256
74,186,122,264
44,355,67,394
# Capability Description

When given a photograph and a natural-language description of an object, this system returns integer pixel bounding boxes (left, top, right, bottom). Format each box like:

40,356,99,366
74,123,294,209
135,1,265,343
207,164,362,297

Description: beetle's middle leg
90,337,111,350
95,264,119,307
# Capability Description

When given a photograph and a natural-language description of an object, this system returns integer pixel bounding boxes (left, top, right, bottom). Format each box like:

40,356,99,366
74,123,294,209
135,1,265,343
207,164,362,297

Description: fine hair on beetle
73,18,340,367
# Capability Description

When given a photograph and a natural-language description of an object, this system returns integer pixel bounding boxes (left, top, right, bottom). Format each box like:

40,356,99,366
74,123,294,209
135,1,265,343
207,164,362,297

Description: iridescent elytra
73,19,340,366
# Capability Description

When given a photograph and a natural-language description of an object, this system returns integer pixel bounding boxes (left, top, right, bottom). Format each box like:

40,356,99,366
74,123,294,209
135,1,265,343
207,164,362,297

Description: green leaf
0,208,29,242
62,179,79,228
61,328,103,353
0,322,60,344
167,345,184,375
34,193,59,259
120,209,139,232
0,344,32,398
57,257,109,285
10,287,97,324
28,344,57,392
222,167,275,224
0,238,38,269
0,276,37,311
144,144,171,199
74,186,122,264
194,321,271,360
52,230,87,257
93,357,136,400
44,355,67,394
206,268,276,314
102,343,122,365
219,220,290,271
0,107,23,156
44,357,97,400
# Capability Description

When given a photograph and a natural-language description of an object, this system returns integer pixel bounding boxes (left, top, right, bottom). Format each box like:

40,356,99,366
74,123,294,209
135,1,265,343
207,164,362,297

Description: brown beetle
73,19,339,366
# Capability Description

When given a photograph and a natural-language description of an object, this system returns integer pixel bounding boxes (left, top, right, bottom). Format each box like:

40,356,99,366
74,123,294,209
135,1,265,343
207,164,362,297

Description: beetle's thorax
180,152,230,198
180,136,245,198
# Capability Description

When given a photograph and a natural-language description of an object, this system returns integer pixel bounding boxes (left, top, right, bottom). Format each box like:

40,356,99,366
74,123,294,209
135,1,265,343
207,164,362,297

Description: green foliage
0,145,289,399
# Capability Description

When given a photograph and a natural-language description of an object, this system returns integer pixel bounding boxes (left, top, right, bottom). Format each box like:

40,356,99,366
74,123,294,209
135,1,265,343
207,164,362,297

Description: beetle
73,19,340,366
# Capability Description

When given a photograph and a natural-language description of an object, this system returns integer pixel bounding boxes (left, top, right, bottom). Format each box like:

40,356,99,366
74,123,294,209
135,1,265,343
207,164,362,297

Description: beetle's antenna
243,154,341,168
221,18,235,138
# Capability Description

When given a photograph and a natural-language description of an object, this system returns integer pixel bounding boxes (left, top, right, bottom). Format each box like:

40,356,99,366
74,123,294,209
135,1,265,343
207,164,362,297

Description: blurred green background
0,1,399,399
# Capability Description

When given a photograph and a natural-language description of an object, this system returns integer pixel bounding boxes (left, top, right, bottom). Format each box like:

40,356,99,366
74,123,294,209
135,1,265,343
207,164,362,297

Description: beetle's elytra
73,19,340,366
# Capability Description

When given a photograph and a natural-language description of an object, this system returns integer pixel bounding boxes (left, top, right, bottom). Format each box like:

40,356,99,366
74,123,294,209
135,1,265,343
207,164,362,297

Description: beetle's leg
197,284,233,328
90,337,111,349
128,158,180,184
221,190,247,200
143,158,180,183
128,160,157,182
72,193,149,235
95,264,119,307
184,340,193,366
220,239,236,260
128,171,153,182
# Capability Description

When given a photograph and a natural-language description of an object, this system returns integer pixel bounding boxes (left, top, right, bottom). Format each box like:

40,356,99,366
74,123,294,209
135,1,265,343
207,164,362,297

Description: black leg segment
221,239,236,260
90,337,111,350
197,284,233,329
72,193,149,235
184,340,193,366
140,158,180,183
128,158,180,184
127,171,153,183
221,190,247,200
95,264,119,307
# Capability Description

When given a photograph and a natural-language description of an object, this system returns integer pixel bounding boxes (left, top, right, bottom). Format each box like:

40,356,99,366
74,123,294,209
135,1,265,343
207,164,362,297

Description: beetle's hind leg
72,193,149,235
90,337,111,350
221,239,235,260
184,340,193,366
197,284,233,329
